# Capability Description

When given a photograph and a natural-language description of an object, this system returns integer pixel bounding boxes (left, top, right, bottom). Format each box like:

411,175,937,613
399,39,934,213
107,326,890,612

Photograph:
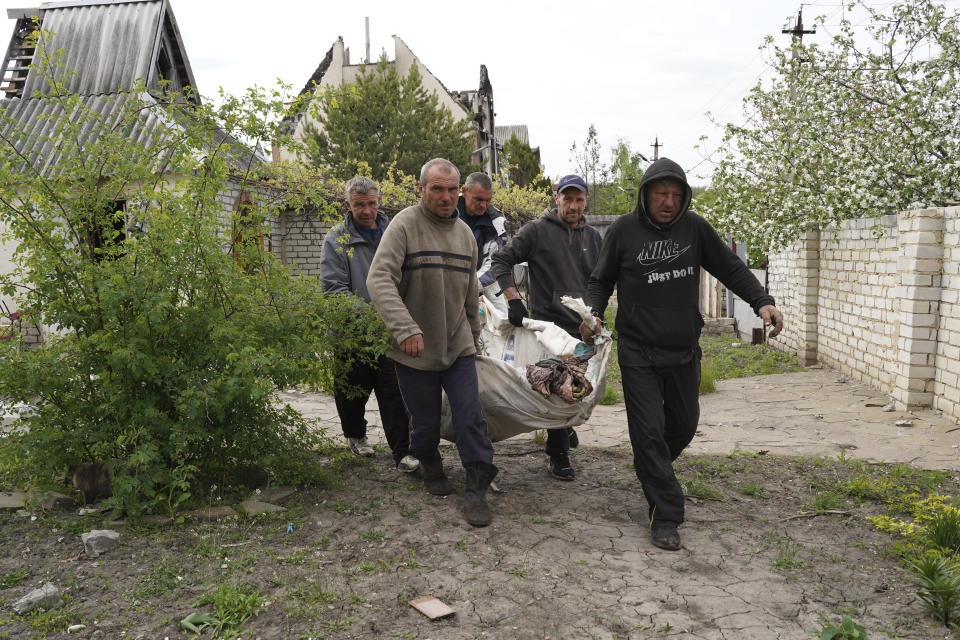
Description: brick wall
274,209,337,276
935,208,960,419
768,206,960,423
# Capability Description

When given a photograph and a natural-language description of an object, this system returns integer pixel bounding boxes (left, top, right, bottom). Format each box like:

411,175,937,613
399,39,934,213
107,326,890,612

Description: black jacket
586,158,774,365
492,210,602,336
456,196,506,287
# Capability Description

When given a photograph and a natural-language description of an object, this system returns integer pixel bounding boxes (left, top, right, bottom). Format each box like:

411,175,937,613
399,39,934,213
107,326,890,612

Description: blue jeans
393,356,494,468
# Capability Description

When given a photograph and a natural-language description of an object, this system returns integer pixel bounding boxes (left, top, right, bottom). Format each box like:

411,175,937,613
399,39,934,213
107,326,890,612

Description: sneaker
397,455,420,473
651,523,682,551
347,437,374,457
567,427,579,449
548,453,575,481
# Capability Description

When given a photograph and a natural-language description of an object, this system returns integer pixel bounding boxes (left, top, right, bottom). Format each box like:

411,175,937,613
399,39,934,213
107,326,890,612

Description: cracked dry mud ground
0,442,951,639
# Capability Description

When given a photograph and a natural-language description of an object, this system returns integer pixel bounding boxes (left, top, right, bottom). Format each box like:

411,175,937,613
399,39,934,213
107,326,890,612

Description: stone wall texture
767,206,960,423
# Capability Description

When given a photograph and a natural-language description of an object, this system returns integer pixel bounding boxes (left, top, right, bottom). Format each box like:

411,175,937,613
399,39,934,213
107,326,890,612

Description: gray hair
344,176,379,201
463,172,492,191
419,158,460,184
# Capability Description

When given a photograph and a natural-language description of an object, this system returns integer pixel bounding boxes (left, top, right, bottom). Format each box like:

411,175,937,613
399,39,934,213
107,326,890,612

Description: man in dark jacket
319,176,417,473
491,174,602,480
457,172,508,314
583,158,784,551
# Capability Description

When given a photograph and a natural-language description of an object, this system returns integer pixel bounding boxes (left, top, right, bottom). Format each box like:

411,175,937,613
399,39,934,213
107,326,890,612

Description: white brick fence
767,206,960,423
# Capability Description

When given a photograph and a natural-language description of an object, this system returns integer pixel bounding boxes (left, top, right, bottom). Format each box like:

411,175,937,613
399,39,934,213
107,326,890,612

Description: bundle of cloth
526,355,593,404
440,296,612,442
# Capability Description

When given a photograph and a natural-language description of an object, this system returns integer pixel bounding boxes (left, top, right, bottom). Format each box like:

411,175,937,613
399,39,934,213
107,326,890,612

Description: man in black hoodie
491,174,602,480
583,158,783,551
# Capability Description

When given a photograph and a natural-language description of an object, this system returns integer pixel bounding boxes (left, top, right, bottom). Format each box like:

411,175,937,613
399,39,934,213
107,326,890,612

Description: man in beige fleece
366,158,497,527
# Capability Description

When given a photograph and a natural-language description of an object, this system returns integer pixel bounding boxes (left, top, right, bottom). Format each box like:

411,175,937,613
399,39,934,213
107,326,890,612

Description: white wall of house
0,222,17,313
767,206,960,423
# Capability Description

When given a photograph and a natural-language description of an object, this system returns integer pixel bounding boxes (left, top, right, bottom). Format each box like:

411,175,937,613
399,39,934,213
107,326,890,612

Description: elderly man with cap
457,172,508,314
491,174,602,480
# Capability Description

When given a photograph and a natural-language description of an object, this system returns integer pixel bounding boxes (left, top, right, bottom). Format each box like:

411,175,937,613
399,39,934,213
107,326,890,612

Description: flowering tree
705,0,960,251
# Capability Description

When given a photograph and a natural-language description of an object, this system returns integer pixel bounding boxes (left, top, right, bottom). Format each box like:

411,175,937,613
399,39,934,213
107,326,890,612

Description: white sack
441,296,612,442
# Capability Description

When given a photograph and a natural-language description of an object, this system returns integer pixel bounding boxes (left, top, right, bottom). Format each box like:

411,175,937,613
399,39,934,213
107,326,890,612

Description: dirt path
0,441,944,639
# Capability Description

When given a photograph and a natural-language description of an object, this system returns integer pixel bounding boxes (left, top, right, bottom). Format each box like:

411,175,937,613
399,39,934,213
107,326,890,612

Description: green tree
606,138,648,214
0,42,386,515
705,0,960,251
569,124,607,211
490,174,553,231
501,134,551,195
304,56,475,181
569,127,649,215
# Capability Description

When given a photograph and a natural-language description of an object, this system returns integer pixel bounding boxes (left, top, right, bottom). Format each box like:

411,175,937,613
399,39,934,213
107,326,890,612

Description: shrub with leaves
814,615,868,640
910,552,960,626
0,37,386,515
926,506,960,554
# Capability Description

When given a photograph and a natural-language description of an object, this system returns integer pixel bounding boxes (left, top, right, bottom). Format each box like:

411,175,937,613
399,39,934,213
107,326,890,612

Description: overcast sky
3,0,855,186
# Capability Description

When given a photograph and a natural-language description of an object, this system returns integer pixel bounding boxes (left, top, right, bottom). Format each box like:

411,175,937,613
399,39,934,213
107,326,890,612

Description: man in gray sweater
367,158,497,527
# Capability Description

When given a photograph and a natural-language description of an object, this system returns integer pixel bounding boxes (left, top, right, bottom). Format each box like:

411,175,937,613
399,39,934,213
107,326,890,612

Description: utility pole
364,17,371,64
782,7,816,101
782,8,815,160
651,137,663,161
782,7,816,43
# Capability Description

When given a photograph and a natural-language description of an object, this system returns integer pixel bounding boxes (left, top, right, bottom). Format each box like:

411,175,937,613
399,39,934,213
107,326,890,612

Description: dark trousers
333,355,410,464
545,427,570,456
394,356,494,468
620,352,701,526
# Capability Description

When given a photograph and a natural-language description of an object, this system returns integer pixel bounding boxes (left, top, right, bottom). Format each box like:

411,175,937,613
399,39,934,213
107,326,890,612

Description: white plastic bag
441,296,612,442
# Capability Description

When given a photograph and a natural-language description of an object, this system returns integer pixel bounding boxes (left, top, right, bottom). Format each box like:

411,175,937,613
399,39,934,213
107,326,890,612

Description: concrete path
280,364,960,471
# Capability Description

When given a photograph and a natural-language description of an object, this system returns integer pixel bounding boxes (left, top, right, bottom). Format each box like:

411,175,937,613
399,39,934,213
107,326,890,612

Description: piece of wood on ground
409,596,455,619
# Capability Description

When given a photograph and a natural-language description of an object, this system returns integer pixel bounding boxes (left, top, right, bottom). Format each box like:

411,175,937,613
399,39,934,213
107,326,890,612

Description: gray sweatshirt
366,202,480,371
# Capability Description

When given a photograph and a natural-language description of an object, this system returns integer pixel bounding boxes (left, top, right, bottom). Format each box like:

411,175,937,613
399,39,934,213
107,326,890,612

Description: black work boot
548,453,575,481
419,453,454,496
463,464,498,527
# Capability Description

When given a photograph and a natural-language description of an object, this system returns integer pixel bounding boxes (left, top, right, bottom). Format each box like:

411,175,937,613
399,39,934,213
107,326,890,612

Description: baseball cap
556,174,587,193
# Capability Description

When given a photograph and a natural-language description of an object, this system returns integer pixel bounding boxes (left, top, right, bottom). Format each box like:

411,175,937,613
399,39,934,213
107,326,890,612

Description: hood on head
635,158,692,228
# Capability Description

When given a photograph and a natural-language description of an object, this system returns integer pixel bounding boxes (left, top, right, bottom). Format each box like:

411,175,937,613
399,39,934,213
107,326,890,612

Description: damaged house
276,34,498,175
0,0,270,343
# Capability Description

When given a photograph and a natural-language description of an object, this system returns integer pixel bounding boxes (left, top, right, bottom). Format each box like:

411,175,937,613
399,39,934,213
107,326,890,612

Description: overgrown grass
0,568,29,590
191,581,264,639
699,335,804,391
601,322,804,401
126,558,188,603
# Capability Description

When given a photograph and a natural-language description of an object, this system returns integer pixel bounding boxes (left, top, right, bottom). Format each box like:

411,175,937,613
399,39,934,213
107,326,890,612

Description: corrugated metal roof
23,0,165,97
0,92,166,176
495,125,529,146
0,92,262,178
0,1,259,183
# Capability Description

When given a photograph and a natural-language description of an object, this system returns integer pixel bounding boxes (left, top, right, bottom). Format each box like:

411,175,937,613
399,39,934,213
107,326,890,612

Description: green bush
598,385,620,405
0,46,386,514
926,507,960,554
813,615,868,639
909,552,960,626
